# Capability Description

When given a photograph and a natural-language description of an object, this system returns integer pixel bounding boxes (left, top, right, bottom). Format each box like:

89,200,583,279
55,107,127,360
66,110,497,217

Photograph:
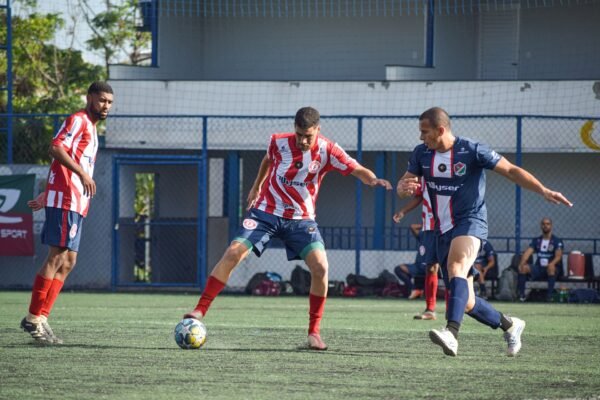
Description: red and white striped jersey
417,176,436,231
254,132,358,220
45,110,98,217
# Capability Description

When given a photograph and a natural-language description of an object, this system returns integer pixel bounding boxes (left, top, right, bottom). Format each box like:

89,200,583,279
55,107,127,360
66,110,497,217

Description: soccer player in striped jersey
184,106,392,350
397,107,572,357
21,82,114,344
393,176,440,320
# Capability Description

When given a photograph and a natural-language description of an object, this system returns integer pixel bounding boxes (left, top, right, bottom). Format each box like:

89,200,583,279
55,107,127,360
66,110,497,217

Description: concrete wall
111,2,599,81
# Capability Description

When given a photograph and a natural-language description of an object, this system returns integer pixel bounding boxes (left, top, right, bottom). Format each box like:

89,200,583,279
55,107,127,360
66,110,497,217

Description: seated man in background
473,240,496,299
394,223,428,300
517,217,564,302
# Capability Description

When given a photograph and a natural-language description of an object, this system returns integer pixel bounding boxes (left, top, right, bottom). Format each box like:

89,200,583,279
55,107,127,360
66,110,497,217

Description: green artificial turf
1,292,599,400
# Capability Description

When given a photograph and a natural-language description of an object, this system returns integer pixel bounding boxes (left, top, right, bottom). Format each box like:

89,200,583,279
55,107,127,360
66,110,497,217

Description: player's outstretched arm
493,157,573,207
246,154,272,210
350,165,392,190
396,172,420,199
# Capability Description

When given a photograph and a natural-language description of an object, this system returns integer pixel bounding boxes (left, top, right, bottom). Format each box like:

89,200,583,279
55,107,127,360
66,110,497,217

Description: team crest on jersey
69,224,78,239
453,162,466,176
419,245,426,256
242,219,258,230
308,160,321,173
438,163,447,173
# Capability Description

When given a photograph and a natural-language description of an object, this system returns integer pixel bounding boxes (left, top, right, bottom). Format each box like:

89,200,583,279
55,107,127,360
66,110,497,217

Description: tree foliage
81,0,151,72
0,0,151,163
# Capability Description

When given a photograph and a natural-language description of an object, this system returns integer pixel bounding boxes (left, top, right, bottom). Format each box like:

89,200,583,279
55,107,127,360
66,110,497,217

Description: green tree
0,0,104,163
80,0,151,75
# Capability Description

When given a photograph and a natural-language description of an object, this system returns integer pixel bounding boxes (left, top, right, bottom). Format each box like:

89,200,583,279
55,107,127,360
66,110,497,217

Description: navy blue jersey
407,137,501,234
528,234,564,268
475,240,495,266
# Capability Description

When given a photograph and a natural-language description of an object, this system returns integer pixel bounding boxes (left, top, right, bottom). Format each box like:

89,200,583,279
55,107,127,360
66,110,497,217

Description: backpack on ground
245,272,268,294
245,271,283,296
291,265,312,295
568,288,600,304
496,267,518,301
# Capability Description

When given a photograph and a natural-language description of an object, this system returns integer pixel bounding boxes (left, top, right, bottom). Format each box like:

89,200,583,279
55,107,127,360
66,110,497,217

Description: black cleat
20,317,52,343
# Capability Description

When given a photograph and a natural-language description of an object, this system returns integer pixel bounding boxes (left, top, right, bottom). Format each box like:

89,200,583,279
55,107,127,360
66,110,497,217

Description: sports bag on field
496,267,518,301
291,265,312,295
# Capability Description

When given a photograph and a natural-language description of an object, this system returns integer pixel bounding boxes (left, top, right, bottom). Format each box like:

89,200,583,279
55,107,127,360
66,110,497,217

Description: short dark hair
419,107,451,129
88,81,113,95
295,107,320,130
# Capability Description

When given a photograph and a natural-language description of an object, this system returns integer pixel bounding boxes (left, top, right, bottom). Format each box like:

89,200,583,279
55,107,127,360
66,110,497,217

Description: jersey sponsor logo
294,161,303,169
69,223,78,239
453,162,466,176
242,218,258,230
308,160,321,173
426,181,460,192
308,226,316,233
48,170,56,185
277,174,309,187
438,163,447,173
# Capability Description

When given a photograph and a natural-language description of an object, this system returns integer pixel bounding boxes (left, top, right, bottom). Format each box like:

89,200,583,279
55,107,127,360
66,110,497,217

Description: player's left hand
370,178,392,190
27,192,46,211
543,189,573,207
392,210,405,223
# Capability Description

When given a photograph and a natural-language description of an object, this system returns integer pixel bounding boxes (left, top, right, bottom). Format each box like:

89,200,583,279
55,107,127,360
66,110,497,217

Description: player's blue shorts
531,264,553,280
437,219,487,285
41,207,84,252
420,230,438,265
233,208,325,261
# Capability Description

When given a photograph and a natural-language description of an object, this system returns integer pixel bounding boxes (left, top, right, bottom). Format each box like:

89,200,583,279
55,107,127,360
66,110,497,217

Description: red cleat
307,333,328,351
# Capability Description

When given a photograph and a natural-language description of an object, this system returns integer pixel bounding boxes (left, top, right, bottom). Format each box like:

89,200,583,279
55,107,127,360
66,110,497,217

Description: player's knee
224,242,249,262
309,263,328,281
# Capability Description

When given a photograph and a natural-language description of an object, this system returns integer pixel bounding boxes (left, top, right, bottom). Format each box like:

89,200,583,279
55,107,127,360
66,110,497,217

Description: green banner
0,174,36,256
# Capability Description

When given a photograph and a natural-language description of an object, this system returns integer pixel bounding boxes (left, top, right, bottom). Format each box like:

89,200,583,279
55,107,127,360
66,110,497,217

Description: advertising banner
0,174,36,256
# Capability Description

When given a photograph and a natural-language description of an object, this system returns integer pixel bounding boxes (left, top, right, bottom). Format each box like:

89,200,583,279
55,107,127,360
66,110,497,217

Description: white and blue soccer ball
174,318,207,349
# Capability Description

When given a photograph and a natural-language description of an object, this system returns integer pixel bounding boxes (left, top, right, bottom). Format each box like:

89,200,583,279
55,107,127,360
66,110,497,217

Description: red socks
41,279,64,317
193,276,226,316
308,294,326,335
425,271,438,311
28,274,53,316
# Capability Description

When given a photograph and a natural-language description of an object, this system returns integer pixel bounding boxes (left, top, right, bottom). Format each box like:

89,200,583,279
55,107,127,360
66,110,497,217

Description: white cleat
504,317,526,357
429,328,458,357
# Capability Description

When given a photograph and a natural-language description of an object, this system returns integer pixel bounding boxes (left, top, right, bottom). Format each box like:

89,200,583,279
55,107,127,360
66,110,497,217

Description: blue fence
1,112,598,289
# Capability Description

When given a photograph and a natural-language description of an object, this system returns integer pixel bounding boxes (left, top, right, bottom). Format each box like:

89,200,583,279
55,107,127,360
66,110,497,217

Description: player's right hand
246,187,260,210
79,173,96,197
27,192,46,211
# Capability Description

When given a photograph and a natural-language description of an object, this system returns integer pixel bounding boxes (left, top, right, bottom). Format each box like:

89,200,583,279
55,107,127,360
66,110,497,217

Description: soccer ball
174,318,207,349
